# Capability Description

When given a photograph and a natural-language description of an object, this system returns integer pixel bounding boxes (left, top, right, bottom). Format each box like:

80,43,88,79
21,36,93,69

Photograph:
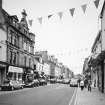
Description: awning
90,51,105,67
8,66,23,73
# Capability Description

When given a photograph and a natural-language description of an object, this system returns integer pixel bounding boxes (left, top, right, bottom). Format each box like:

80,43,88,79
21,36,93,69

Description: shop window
18,73,22,80
7,72,13,80
14,73,17,80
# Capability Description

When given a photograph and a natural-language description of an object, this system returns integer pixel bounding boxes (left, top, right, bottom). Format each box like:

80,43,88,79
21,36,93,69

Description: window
24,56,27,67
9,30,13,44
12,32,15,45
10,51,12,64
8,29,12,43
18,73,22,80
13,52,16,65
29,58,31,67
14,35,17,46
14,73,17,80
7,72,13,80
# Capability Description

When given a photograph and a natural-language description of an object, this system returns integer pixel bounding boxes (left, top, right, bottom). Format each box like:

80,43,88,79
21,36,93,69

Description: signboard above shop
8,66,23,73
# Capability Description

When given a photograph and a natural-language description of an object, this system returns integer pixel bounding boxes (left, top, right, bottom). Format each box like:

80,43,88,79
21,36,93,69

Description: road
0,84,77,105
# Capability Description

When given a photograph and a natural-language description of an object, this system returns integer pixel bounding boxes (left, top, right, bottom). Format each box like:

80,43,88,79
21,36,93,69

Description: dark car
1,79,24,91
38,78,47,86
50,78,56,84
33,79,39,87
25,80,35,88
25,79,39,88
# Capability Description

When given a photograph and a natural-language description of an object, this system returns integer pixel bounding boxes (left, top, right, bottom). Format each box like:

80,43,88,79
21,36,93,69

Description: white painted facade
55,66,61,77
36,62,43,74
43,63,50,75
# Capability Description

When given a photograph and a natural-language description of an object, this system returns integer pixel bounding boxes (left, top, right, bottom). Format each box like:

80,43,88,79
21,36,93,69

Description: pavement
75,87,105,105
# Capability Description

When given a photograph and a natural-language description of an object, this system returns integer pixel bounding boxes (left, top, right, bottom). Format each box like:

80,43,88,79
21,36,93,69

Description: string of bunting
28,0,100,26
56,48,89,56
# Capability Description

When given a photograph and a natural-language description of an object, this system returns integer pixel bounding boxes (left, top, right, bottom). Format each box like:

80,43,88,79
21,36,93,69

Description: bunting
48,15,53,19
58,12,63,20
37,0,100,24
81,4,87,13
38,17,42,24
94,0,100,8
69,8,75,17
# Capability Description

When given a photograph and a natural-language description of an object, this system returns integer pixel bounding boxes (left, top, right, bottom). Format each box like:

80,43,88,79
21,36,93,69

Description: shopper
80,80,84,91
88,80,92,92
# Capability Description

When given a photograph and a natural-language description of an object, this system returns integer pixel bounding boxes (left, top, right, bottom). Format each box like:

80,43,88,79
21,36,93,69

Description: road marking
74,88,78,105
69,88,77,105
55,85,65,89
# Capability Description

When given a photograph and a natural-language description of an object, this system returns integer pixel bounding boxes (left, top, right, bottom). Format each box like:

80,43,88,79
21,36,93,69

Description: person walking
80,80,84,91
88,80,92,92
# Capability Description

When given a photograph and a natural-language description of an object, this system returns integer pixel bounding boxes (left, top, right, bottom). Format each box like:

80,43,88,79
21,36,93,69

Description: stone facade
0,9,35,84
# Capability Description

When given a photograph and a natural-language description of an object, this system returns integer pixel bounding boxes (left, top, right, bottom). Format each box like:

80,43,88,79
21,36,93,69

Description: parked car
33,79,39,87
50,78,56,84
1,79,24,91
56,79,63,83
25,79,40,88
25,80,35,88
18,79,25,88
38,78,47,86
70,78,78,87
63,79,70,84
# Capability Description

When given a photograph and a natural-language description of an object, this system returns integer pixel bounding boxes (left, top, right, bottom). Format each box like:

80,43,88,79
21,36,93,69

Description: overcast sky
3,0,104,74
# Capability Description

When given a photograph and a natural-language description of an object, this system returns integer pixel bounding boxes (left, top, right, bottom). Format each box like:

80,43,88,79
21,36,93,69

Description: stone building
0,8,35,84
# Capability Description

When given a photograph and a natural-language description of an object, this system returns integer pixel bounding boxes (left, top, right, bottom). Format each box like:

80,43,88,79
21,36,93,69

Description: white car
70,78,78,87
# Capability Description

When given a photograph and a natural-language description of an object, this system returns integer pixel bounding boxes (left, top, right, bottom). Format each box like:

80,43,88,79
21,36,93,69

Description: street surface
0,84,76,105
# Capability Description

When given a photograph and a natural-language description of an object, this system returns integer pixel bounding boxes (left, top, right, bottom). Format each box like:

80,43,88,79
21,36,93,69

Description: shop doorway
0,67,5,85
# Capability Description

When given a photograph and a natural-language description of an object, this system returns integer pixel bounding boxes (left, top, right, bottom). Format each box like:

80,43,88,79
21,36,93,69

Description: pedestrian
80,80,84,91
88,80,92,92
77,79,81,87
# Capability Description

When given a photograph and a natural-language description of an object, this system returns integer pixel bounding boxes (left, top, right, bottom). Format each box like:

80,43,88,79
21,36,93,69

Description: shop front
90,51,105,93
7,66,23,81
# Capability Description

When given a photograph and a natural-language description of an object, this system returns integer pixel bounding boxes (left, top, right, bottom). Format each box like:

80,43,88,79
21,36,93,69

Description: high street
0,84,76,105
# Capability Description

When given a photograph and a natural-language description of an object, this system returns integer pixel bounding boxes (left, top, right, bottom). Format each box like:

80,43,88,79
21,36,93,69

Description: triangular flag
28,19,33,27
48,15,53,19
81,4,87,13
58,12,63,20
38,17,42,24
69,8,75,17
94,0,100,8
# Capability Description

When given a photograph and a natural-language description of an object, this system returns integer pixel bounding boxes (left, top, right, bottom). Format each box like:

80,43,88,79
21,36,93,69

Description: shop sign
8,66,23,73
